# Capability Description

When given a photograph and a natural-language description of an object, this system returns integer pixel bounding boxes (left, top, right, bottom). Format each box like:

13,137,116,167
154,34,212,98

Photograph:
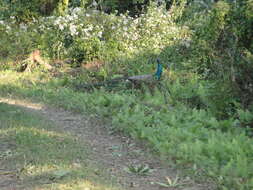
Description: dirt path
0,98,214,190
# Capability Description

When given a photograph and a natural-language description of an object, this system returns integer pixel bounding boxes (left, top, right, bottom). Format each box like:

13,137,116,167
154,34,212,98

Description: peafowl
126,58,163,88
74,58,163,91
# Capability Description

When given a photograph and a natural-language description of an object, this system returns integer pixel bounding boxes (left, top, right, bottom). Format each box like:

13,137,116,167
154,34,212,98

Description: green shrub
0,0,59,22
0,3,190,69
112,99,253,189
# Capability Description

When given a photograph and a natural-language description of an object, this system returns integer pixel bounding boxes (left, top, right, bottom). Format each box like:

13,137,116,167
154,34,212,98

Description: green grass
0,101,120,190
0,70,253,190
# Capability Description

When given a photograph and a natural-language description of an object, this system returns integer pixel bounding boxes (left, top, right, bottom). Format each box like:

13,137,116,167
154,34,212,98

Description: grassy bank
0,99,120,190
0,70,252,189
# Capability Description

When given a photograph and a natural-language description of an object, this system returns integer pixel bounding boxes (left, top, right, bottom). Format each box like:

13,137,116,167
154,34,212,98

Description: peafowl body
75,59,163,91
127,60,162,83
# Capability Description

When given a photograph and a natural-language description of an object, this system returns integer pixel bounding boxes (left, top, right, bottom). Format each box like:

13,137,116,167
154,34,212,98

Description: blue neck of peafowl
154,60,163,80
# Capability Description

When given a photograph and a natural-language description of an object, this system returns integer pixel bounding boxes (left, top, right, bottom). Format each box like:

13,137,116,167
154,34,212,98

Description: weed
151,176,182,188
124,164,153,176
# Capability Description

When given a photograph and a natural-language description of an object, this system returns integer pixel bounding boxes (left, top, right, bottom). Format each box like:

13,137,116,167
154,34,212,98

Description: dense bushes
163,0,253,112
0,2,189,71
0,0,57,22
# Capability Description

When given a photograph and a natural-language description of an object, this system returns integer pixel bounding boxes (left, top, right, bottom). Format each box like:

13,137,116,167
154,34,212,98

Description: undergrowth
0,0,253,189
0,71,252,189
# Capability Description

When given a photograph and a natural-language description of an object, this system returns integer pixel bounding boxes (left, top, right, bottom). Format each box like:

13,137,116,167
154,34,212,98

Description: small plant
151,176,182,188
124,164,153,176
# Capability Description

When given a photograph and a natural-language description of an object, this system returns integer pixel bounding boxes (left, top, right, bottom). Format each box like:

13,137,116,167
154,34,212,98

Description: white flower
19,23,27,31
98,31,102,38
73,7,81,14
72,14,78,20
133,19,139,24
123,19,128,25
181,38,191,48
69,24,77,36
59,24,64,31
87,25,93,31
92,0,98,6
68,15,74,21
53,18,60,26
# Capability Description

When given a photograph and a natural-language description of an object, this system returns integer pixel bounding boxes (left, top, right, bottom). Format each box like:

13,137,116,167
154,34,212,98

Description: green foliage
112,99,252,189
152,176,182,188
1,71,253,189
163,0,253,110
1,1,253,189
70,0,89,7
0,4,189,70
0,19,41,67
124,164,153,175
0,0,59,22
56,0,70,15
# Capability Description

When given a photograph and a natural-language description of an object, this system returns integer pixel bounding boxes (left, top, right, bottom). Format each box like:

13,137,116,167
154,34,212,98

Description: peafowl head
154,58,163,80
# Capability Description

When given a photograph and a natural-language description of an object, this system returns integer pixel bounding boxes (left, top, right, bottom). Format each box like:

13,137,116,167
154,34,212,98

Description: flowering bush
0,2,190,68
42,4,189,60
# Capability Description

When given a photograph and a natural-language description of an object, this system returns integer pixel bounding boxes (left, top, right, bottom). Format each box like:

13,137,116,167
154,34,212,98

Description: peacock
126,58,163,84
74,58,163,91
